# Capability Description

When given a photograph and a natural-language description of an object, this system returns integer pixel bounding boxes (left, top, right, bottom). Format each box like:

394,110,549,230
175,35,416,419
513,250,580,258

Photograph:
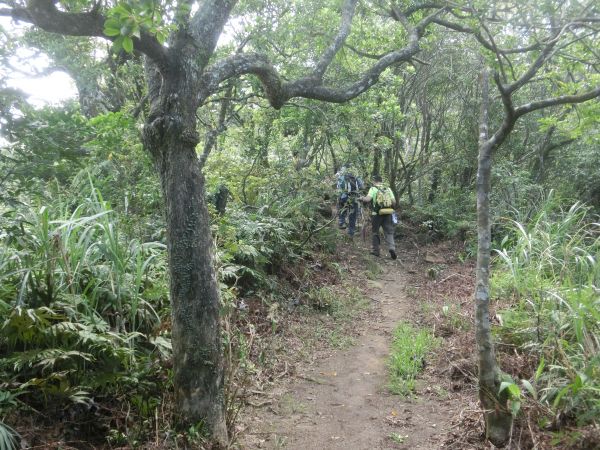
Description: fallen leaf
320,371,337,377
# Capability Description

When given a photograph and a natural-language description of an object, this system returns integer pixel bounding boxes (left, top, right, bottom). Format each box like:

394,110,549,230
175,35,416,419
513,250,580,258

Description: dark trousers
338,194,359,235
371,214,395,254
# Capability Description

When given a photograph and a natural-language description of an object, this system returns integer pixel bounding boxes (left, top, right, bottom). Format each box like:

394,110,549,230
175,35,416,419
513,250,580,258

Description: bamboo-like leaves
493,195,600,423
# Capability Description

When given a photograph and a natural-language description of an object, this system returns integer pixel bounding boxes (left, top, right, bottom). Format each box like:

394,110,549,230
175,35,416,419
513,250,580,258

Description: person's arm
360,186,375,203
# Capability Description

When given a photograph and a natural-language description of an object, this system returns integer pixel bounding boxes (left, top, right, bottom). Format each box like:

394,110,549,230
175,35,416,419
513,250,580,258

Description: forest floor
236,232,489,450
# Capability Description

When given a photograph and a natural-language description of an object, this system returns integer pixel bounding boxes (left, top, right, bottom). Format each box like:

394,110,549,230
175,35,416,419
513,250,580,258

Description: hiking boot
389,249,397,260
338,223,347,229
370,251,380,257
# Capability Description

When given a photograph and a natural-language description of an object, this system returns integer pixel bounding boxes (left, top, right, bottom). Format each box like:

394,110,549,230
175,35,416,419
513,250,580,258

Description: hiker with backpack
336,164,364,237
360,175,397,259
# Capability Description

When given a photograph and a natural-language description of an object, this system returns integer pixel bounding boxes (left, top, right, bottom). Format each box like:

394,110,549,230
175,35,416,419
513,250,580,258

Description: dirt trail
239,245,459,449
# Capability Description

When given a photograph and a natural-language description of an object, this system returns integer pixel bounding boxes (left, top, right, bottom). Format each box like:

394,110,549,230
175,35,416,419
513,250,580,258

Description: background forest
0,0,599,449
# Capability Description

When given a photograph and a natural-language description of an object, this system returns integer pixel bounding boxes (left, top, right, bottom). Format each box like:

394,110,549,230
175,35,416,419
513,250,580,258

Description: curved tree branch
0,0,170,72
432,18,545,54
515,86,600,118
201,3,450,108
282,38,420,105
313,0,359,79
343,43,386,60
500,25,568,94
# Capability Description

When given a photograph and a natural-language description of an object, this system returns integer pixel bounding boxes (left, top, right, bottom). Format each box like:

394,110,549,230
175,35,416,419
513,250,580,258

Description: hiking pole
360,203,368,242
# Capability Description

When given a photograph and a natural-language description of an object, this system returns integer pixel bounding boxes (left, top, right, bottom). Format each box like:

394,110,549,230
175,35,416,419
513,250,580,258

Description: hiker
335,164,364,237
360,175,397,259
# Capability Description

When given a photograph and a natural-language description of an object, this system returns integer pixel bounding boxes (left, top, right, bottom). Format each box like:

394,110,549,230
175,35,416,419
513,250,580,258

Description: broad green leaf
122,36,134,53
103,27,121,37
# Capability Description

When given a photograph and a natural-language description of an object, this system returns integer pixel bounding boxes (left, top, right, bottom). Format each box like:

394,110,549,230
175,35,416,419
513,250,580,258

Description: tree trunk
384,146,392,179
164,141,227,443
476,67,512,447
143,65,227,445
428,167,441,203
372,145,381,178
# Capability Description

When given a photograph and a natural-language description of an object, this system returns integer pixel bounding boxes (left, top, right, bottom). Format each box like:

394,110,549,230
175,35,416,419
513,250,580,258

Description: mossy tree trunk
475,67,512,447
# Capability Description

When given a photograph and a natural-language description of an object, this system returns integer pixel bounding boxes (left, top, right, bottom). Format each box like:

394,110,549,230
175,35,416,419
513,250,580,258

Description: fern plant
0,185,170,430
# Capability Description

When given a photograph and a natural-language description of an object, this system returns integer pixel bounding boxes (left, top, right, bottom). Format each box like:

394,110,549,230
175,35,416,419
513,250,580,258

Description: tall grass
0,184,169,416
493,194,600,424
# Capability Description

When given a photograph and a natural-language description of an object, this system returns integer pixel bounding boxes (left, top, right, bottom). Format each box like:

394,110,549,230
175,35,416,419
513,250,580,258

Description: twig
298,216,337,247
245,399,273,408
295,374,335,386
438,273,459,283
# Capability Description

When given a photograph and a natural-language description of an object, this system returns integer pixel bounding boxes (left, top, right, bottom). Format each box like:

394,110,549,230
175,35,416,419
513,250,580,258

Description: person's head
372,175,382,183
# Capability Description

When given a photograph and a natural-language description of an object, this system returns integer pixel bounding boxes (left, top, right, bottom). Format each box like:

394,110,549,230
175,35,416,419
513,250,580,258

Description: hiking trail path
239,242,467,449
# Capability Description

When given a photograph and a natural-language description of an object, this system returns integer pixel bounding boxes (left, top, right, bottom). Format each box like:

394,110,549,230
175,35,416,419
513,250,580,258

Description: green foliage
2,0,598,445
0,421,19,450
498,374,526,418
104,0,171,52
388,322,440,396
0,104,91,202
209,160,338,294
0,184,170,434
406,189,477,242
492,195,600,425
73,112,163,235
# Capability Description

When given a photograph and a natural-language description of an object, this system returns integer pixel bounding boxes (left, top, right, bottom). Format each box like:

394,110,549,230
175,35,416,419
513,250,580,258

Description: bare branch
414,6,450,35
432,18,544,54
0,0,104,35
202,1,436,108
515,86,600,118
343,43,386,60
478,18,510,83
200,53,284,106
313,0,359,79
501,27,567,94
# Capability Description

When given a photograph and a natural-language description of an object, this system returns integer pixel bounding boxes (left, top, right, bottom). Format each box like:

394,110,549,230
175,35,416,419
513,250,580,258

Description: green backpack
374,187,394,215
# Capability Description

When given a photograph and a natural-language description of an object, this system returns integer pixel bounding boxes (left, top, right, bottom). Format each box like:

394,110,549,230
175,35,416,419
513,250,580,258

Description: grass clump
492,194,600,426
388,322,439,396
305,285,369,321
365,258,383,280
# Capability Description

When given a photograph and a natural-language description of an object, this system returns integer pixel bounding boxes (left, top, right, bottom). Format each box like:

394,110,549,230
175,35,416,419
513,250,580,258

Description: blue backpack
342,173,360,194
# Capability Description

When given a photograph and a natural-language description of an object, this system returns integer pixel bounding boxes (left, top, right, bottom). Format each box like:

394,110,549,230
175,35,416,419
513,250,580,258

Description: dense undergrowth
491,193,600,444
0,177,342,448
0,110,345,448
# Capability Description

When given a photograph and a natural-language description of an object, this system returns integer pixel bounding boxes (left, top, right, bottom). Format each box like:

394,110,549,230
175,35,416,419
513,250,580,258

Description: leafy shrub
210,165,338,294
0,185,170,428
